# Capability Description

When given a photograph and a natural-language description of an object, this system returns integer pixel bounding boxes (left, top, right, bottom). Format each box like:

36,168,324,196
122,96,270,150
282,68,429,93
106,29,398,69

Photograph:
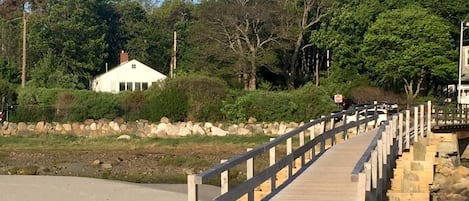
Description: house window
135,82,141,91
131,64,136,69
142,82,148,90
126,82,133,91
119,82,125,91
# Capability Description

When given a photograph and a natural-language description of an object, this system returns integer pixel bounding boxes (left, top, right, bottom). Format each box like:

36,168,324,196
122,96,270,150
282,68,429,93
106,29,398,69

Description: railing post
287,137,293,178
187,174,198,201
420,105,424,137
221,159,228,194
321,115,326,132
371,150,378,189
269,138,276,191
427,101,431,136
405,110,410,150
310,126,315,160
300,131,305,166
246,148,254,201
414,107,419,142
398,113,404,155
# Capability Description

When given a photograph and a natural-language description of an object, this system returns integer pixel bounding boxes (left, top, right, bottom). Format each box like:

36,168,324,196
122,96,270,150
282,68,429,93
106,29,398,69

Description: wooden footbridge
187,101,439,201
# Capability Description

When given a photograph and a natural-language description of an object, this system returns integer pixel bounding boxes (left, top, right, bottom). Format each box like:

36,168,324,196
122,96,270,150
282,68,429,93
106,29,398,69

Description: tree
310,0,386,84
361,5,457,104
280,0,334,88
27,0,109,89
193,0,281,90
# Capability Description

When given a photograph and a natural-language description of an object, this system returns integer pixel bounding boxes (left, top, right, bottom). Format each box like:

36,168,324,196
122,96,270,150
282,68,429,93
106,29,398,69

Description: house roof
94,59,166,80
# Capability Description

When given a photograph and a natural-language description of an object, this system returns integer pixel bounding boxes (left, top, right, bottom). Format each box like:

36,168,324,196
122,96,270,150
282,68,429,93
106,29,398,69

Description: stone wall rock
0,117,323,139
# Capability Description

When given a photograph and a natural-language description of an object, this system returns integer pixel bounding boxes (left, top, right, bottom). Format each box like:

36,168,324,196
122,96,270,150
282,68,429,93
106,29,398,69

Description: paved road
0,175,220,201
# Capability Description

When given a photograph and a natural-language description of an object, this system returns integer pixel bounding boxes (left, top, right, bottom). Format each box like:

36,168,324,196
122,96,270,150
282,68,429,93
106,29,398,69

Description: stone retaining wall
0,117,324,137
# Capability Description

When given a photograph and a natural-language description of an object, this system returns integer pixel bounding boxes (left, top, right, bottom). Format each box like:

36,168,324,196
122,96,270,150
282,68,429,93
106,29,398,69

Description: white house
91,52,167,93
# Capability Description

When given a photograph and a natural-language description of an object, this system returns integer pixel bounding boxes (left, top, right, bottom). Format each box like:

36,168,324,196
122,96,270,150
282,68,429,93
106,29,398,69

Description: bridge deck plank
270,129,378,201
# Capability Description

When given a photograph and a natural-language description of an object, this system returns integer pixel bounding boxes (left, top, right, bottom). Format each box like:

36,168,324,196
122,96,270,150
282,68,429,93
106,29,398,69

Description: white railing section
351,101,432,201
188,104,382,201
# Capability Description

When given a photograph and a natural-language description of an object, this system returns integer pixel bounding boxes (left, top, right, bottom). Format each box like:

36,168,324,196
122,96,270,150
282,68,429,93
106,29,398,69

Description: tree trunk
315,52,319,86
289,33,304,88
404,78,423,107
249,60,256,91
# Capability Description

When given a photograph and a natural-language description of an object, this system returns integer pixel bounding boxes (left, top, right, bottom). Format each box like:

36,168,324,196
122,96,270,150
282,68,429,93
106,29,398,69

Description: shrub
144,86,189,122
119,91,149,120
68,90,121,120
166,75,228,121
222,83,338,122
0,78,17,106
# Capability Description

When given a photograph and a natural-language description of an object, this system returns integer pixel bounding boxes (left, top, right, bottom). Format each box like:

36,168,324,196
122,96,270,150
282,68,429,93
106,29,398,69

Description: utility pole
21,10,27,88
170,31,177,78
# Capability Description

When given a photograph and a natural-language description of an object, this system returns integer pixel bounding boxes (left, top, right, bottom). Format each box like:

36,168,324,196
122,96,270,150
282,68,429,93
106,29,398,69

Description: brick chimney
120,51,129,64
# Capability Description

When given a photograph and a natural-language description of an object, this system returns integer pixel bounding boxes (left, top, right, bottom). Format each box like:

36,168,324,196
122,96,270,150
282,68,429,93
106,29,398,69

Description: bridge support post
246,148,254,200
221,159,228,194
414,107,419,142
427,101,431,137
420,105,425,137
187,174,198,201
406,110,410,150
399,113,404,155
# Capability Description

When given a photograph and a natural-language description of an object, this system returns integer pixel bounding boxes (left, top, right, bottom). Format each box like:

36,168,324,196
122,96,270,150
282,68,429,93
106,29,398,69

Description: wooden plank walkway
270,129,378,201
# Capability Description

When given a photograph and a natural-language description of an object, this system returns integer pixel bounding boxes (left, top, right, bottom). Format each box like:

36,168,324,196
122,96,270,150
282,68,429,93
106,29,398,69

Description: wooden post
372,150,378,189
414,107,419,142
247,148,254,201
287,137,293,178
385,124,391,155
427,101,432,136
365,162,372,192
269,138,276,191
406,110,410,149
310,126,315,159
21,10,27,88
420,105,424,137
221,159,228,194
377,140,383,180
398,113,404,155
299,131,305,166
187,174,198,201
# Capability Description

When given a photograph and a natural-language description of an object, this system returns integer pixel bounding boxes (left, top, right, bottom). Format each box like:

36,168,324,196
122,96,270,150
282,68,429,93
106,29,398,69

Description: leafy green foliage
222,83,336,122
361,5,457,93
144,86,189,122
166,75,228,121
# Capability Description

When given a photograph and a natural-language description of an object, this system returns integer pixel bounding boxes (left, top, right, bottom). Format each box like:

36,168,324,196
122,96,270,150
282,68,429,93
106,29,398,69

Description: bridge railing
433,103,469,127
188,104,382,201
351,101,432,201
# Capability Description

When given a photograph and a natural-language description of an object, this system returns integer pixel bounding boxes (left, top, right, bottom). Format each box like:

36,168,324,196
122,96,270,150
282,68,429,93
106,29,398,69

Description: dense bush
166,75,228,121
222,83,337,122
119,91,149,120
144,86,189,122
13,87,121,122
0,78,17,106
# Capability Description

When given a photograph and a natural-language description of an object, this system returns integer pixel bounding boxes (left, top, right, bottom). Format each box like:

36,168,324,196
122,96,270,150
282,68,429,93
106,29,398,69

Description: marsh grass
0,133,273,151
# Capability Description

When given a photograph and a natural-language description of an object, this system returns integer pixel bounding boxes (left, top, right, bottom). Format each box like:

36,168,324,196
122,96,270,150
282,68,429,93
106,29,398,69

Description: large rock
248,117,257,124
192,124,206,135
160,117,170,123
166,124,180,136
211,126,228,136
237,127,251,135
177,127,192,136
36,121,45,133
90,122,97,131
62,124,72,132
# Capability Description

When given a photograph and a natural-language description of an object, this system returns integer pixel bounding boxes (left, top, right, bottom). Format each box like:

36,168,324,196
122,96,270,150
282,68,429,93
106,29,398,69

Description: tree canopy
0,0,467,99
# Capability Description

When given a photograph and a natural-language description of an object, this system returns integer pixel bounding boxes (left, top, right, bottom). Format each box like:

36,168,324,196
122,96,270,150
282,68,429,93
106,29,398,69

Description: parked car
346,108,388,125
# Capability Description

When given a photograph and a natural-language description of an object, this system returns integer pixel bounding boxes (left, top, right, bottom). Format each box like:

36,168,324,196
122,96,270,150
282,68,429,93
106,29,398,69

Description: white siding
92,60,166,93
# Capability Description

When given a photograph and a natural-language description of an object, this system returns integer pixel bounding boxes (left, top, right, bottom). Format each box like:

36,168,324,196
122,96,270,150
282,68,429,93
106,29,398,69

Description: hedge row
6,76,338,123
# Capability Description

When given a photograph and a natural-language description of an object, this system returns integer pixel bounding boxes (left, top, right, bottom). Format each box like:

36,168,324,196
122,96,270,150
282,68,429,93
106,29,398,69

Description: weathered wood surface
270,129,378,201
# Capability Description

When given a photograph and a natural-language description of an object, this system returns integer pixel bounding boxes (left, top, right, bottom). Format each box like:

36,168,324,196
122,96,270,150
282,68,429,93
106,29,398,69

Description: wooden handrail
188,104,380,201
